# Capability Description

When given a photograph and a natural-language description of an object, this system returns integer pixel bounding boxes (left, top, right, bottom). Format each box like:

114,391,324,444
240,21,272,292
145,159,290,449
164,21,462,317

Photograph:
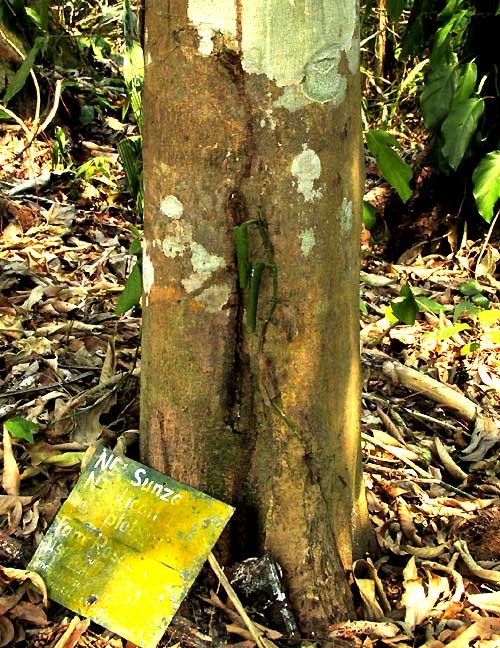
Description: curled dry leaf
353,560,386,621
397,497,422,546
402,557,450,633
0,616,15,647
434,437,468,481
2,427,20,496
444,618,500,647
0,566,48,606
9,600,48,626
453,540,500,584
461,415,500,462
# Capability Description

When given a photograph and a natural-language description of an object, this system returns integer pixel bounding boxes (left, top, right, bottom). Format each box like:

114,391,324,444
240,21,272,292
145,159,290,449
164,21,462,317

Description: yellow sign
29,446,234,648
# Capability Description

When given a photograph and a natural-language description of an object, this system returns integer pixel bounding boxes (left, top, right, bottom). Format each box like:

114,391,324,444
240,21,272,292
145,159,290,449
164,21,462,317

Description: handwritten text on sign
29,446,234,648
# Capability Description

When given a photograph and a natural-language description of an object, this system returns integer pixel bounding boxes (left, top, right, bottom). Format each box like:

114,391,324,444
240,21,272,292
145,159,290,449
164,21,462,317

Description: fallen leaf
2,427,20,496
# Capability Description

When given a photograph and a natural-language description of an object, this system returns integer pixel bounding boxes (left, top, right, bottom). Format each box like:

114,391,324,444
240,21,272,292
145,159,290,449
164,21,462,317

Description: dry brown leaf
0,495,33,515
329,619,402,639
2,427,20,496
454,540,500,584
9,600,48,625
0,587,25,616
0,566,48,606
402,557,449,633
434,438,468,481
445,618,500,647
397,497,422,546
467,591,500,615
0,615,15,647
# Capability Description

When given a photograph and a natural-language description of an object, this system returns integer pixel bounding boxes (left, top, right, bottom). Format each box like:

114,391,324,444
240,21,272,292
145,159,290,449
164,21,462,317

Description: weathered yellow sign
29,446,234,648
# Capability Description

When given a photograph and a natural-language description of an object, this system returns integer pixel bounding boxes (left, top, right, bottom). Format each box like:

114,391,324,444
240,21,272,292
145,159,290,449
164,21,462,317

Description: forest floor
0,84,500,648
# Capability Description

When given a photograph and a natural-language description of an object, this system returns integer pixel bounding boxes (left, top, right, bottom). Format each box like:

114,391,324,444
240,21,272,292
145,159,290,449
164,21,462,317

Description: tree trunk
141,0,371,634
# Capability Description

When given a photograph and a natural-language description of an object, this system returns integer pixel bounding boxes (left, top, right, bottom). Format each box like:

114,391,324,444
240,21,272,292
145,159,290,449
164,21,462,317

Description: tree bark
141,0,371,634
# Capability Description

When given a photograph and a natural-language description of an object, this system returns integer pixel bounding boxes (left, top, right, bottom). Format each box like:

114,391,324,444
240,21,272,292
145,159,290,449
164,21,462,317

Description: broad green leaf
3,38,43,104
459,279,482,296
129,236,142,256
472,151,500,223
4,416,38,443
384,305,400,325
115,262,142,315
454,62,477,102
359,298,367,314
438,0,464,22
433,323,470,340
366,130,413,203
415,296,446,314
431,9,473,66
391,283,418,324
441,97,485,170
421,64,459,130
477,308,500,328
362,201,377,230
387,0,407,21
471,293,490,308
453,300,479,322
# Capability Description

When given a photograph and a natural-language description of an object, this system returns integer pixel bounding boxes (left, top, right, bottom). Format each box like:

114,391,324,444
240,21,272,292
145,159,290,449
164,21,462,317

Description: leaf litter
1,43,500,648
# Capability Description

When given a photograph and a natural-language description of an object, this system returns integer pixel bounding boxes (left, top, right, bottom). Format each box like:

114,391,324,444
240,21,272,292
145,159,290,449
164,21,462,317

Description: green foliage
391,283,418,324
363,0,499,223
365,130,413,203
472,151,500,223
117,135,143,217
115,227,142,315
4,416,38,443
2,36,45,104
362,201,377,230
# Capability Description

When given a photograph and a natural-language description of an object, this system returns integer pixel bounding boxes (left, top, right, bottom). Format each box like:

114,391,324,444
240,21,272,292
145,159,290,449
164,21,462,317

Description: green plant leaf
387,0,407,21
453,300,480,322
471,293,489,308
472,151,500,223
421,64,459,130
4,416,38,443
3,37,43,104
433,323,470,340
362,201,377,230
438,0,464,22
391,283,418,324
366,130,413,203
459,279,482,296
414,295,445,314
454,62,477,102
441,97,485,170
115,262,142,315
247,261,265,331
232,224,249,289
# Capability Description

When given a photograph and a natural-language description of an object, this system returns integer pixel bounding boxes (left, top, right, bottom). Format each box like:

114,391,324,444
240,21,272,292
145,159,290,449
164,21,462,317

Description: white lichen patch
190,241,225,275
299,228,316,257
339,197,353,235
197,284,232,313
142,241,155,306
274,85,310,112
182,241,226,293
187,1,237,55
160,195,184,220
291,145,323,202
162,233,186,259
240,0,356,106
